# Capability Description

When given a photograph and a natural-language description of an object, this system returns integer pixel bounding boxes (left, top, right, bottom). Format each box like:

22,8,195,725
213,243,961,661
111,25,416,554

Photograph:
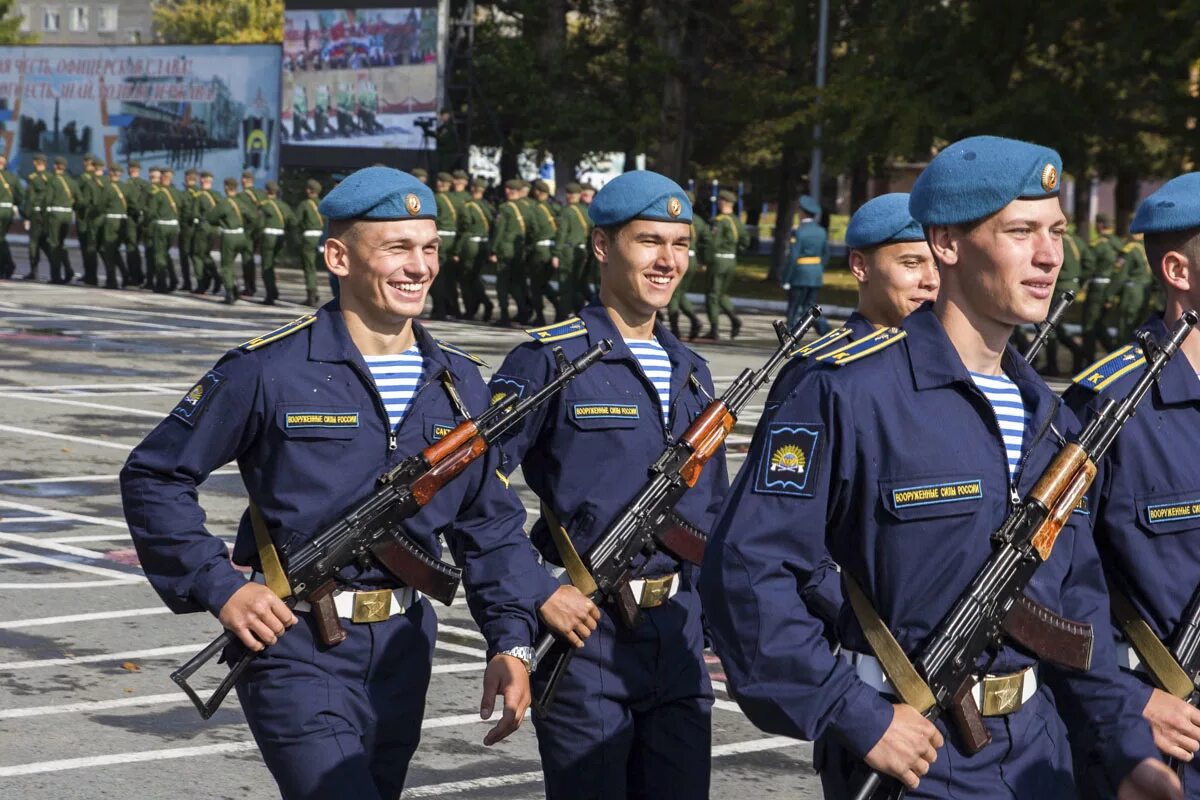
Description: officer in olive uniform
123,161,150,286
411,167,428,185
1041,227,1091,375
237,171,264,297
208,177,254,304
489,179,531,326
179,169,200,289
1083,213,1124,360
147,170,181,293
701,189,749,340
525,179,560,326
667,190,708,341
95,162,130,289
161,168,192,291
190,172,222,295
554,182,592,320
21,153,50,280
454,177,493,321
46,156,78,285
1115,234,1154,343
0,153,22,278
297,179,324,306
76,154,101,285
258,180,293,306
431,171,461,320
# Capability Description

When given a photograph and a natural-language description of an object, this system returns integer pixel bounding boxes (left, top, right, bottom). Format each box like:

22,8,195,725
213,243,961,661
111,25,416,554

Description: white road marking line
63,304,284,327
0,579,142,589
0,423,134,451
0,531,135,562
714,698,744,714
436,641,486,658
0,468,238,486
0,392,169,418
44,533,135,544
0,499,130,529
0,307,178,329
0,606,170,630
0,545,142,581
0,557,34,565
438,623,486,641
1,381,190,392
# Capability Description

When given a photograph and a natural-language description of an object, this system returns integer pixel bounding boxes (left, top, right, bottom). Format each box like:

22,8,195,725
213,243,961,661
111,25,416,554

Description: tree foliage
153,0,283,45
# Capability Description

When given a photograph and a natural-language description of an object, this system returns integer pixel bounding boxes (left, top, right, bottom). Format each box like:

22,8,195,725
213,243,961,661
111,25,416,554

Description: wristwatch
497,646,536,673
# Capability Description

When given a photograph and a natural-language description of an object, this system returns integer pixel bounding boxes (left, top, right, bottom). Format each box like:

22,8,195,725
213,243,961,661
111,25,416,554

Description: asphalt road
0,269,826,799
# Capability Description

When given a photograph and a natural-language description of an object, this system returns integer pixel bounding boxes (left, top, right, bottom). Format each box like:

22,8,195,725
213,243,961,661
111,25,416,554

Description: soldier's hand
1117,757,1183,800
862,703,943,791
488,254,497,263
551,256,559,269
538,585,600,648
480,654,530,746
217,582,297,652
1143,688,1200,761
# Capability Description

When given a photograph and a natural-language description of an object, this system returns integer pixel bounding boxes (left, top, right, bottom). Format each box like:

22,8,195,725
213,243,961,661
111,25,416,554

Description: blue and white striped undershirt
626,337,672,427
363,346,423,429
969,371,1029,477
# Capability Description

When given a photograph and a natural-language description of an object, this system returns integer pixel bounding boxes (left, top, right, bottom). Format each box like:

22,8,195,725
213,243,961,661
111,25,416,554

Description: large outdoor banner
282,6,438,151
0,45,282,180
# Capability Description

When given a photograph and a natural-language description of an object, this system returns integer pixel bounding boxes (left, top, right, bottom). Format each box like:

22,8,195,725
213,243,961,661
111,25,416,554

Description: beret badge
667,196,682,218
1041,164,1058,192
404,193,422,215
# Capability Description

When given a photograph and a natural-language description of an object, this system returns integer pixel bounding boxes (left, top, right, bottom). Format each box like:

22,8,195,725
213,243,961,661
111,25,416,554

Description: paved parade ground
0,272,823,799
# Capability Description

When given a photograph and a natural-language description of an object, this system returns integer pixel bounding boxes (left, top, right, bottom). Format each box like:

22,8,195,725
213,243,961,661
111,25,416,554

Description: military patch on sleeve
489,374,529,405
1072,494,1090,516
754,423,822,497
428,419,456,442
171,371,223,426
436,339,488,367
815,327,906,366
524,317,587,343
239,314,317,351
1072,344,1146,392
788,326,853,359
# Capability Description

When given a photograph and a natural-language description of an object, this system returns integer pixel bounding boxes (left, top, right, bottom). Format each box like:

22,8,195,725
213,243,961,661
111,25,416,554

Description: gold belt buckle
637,575,675,609
351,589,393,623
980,668,1028,716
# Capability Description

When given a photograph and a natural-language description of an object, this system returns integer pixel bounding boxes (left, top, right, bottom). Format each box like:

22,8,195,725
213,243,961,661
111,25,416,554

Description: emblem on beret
404,193,422,215
667,196,682,218
1041,164,1058,192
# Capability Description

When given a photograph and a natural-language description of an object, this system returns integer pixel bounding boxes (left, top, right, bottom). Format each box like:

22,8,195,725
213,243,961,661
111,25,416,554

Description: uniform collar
308,299,454,382
578,301,706,372
844,310,877,339
1140,314,1200,407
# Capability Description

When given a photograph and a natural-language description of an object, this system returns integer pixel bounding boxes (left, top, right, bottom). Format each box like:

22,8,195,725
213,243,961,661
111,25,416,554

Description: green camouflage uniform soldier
431,171,461,319
190,172,221,295
297,179,324,306
94,162,129,289
46,157,78,285
140,167,163,281
21,153,51,280
514,180,539,322
553,181,591,319
488,178,531,326
0,153,22,278
454,177,493,321
1041,228,1091,375
668,191,709,340
122,162,150,286
1116,234,1153,342
179,169,200,289
161,168,192,291
146,172,181,293
258,180,293,306
579,182,599,300
75,154,101,285
237,170,264,296
525,179,559,326
208,177,253,304
701,189,749,340
1081,213,1123,360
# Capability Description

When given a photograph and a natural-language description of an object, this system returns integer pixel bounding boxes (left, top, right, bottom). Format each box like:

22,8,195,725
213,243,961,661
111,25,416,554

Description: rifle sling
249,500,291,599
1108,581,1194,699
843,573,937,714
540,502,599,596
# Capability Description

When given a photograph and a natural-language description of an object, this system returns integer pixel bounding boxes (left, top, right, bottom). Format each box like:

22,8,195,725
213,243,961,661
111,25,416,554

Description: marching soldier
431,171,461,320
238,170,265,297
21,153,51,281
1043,225,1092,375
526,179,560,326
449,169,470,211
1082,214,1124,361
1116,234,1154,343
147,168,181,293
454,177,494,321
190,171,221,295
123,161,149,286
180,169,200,290
411,167,429,185
141,166,163,279
95,162,130,289
487,170,724,800
208,177,253,304
700,189,748,340
0,153,22,279
489,178,531,326
76,154,101,285
162,168,192,291
782,194,832,334
47,156,78,285
258,180,293,306
297,179,324,306
580,183,600,302
701,136,1179,800
554,181,592,320
666,189,708,340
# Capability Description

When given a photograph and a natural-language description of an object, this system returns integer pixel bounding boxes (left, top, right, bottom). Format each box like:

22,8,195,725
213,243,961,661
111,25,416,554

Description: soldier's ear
926,225,960,269
848,249,869,284
592,226,611,264
323,236,351,277
1161,249,1191,295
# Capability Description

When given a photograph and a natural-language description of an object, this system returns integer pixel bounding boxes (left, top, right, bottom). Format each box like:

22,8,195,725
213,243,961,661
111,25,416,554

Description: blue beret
588,170,692,226
318,166,436,222
909,136,1062,227
1131,173,1200,234
845,193,925,250
799,195,821,215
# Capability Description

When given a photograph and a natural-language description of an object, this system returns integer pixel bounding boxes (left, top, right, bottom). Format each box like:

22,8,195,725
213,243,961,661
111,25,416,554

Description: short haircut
1145,227,1200,283
327,218,356,244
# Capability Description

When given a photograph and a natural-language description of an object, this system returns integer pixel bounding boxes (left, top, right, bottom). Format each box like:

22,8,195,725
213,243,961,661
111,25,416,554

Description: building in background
14,0,153,44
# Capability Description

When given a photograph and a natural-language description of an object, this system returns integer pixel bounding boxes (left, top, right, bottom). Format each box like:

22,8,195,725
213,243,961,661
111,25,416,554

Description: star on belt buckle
351,589,393,624
980,669,1027,716
638,575,674,609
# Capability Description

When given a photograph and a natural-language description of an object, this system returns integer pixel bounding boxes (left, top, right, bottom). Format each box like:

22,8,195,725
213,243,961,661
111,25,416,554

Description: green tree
153,0,283,44
1,0,38,42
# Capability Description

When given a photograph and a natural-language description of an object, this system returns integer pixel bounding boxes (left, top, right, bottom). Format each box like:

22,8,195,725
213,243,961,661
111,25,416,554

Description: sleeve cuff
1098,713,1157,791
481,618,534,658
191,561,249,617
828,679,897,759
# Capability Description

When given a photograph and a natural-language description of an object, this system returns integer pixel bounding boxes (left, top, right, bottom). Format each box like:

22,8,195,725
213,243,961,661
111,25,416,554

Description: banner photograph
282,7,438,150
0,45,282,179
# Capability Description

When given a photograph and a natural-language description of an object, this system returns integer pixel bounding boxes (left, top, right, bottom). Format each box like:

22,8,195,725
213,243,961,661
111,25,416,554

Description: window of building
68,4,87,31
16,4,31,32
97,4,117,32
41,5,60,32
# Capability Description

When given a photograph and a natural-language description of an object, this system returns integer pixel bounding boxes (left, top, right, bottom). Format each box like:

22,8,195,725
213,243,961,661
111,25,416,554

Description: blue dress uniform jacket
488,301,729,800
785,219,828,288
700,304,1157,797
1065,314,1200,796
120,303,550,798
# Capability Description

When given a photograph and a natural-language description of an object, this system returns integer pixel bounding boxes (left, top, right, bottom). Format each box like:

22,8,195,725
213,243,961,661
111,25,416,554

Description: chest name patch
171,371,223,426
1072,495,1090,516
1146,500,1200,524
573,403,639,419
892,479,983,509
754,423,821,497
285,412,360,428
430,422,455,441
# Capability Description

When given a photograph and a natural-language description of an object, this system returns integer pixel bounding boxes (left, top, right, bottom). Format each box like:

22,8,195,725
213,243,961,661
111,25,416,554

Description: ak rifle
532,307,823,715
172,340,612,720
852,310,1198,800
1023,289,1076,365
